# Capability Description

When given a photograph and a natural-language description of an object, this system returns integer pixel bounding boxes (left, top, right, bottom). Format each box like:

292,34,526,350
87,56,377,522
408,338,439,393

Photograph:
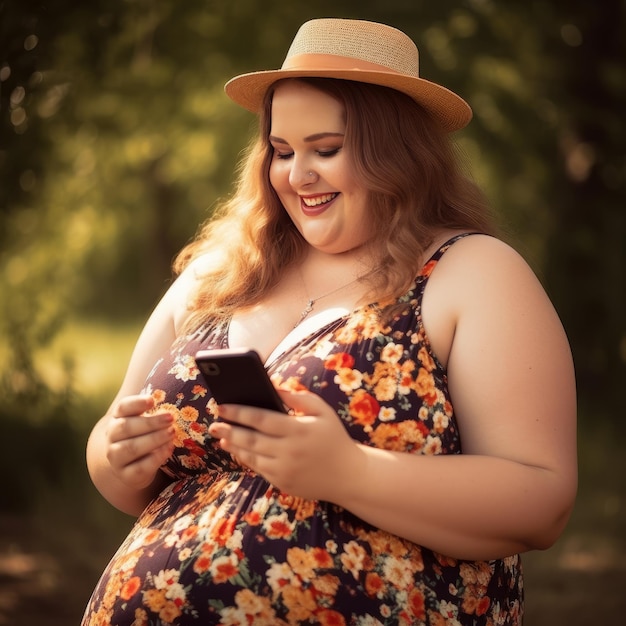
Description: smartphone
194,347,287,413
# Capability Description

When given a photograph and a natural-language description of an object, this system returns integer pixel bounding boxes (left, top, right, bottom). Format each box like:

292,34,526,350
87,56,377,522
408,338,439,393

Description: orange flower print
476,596,491,616
155,402,180,422
188,421,208,443
159,601,183,622
418,345,436,373
120,576,141,601
340,541,367,580
209,554,239,583
380,342,404,364
191,384,206,397
183,439,206,460
267,561,297,595
311,546,333,569
365,571,386,598
243,510,262,526
277,494,316,521
372,375,397,402
286,546,317,581
180,405,199,422
143,588,167,613
348,389,380,427
281,585,317,623
193,553,211,575
220,591,280,625
317,609,347,626
180,453,204,470
151,388,167,405
335,308,383,343
365,361,394,386
131,607,149,626
324,352,355,370
408,588,426,620
334,367,363,393
433,410,449,433
382,556,413,590
263,512,295,539
325,539,338,554
414,367,438,406
168,354,199,382
459,561,491,589
420,259,437,278
235,588,271,613
379,406,396,422
294,499,316,521
398,371,414,396
312,573,340,597
370,421,429,452
424,435,442,455
180,525,198,543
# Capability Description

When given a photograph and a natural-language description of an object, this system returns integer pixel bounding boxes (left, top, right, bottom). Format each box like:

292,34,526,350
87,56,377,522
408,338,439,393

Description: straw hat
224,18,472,133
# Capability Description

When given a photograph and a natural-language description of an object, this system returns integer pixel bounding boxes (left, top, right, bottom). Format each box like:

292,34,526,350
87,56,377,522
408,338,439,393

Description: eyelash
274,148,341,160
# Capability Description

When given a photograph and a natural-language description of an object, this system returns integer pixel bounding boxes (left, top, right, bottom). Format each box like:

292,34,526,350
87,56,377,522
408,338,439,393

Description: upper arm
435,236,577,482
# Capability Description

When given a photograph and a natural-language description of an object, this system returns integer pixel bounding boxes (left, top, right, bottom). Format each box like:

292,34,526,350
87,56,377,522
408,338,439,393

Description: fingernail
209,424,226,437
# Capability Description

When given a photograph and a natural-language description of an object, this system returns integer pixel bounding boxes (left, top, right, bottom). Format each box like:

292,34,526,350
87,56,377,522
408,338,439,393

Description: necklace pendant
295,299,315,328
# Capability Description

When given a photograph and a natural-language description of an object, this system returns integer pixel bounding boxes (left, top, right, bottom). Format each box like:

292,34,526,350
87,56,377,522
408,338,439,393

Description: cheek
269,162,287,192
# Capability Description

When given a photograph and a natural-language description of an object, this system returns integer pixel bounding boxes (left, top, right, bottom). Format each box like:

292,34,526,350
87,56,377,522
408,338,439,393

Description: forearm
334,445,576,561
86,416,168,517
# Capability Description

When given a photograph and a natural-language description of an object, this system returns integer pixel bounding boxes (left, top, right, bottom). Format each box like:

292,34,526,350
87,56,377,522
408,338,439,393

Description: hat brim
224,68,472,133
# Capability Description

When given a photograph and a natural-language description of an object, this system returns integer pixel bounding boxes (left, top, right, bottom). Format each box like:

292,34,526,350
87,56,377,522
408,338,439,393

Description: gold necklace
295,274,361,328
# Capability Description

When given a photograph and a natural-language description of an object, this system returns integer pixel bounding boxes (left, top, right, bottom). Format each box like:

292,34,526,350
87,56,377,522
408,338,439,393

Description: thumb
277,389,327,416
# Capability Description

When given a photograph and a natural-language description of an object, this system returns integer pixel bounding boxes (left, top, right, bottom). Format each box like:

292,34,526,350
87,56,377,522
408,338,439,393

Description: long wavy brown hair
174,78,498,330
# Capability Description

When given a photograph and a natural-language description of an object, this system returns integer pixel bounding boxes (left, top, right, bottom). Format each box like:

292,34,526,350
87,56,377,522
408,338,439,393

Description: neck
299,244,376,280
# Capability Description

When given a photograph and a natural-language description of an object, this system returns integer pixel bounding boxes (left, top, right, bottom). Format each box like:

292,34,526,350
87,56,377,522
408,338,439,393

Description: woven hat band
281,53,417,77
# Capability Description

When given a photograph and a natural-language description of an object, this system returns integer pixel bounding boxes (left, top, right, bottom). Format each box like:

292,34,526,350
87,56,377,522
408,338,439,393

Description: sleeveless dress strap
414,232,483,300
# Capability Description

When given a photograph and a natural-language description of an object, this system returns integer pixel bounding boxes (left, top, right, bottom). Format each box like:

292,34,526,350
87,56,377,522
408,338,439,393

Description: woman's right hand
105,394,175,491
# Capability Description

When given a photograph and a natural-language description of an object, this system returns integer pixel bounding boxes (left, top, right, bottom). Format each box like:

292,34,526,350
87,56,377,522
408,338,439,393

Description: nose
289,159,317,188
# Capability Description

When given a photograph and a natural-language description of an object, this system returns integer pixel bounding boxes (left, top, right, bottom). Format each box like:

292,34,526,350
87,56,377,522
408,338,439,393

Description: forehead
270,80,345,134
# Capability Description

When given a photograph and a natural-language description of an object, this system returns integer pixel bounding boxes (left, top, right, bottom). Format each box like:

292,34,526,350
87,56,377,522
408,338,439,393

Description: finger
277,389,326,416
108,423,175,470
116,440,173,488
216,404,291,436
209,420,279,460
113,394,155,418
108,410,173,444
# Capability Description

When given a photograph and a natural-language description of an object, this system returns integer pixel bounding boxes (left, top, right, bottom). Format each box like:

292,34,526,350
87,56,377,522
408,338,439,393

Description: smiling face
268,80,370,255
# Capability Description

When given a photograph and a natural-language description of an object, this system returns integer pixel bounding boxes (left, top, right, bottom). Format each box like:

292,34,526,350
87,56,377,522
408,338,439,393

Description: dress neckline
221,232,479,369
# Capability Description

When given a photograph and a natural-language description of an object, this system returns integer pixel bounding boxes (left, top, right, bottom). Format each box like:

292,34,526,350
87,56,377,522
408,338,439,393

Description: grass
1,320,624,624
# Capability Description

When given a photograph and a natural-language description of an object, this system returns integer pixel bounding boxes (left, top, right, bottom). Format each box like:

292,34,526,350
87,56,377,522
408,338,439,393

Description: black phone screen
195,348,287,413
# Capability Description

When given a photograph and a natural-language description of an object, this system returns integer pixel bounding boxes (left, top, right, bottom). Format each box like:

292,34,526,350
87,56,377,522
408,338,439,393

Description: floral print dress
82,235,523,626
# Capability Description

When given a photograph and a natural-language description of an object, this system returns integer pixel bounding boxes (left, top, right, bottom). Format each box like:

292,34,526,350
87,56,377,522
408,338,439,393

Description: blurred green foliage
0,0,625,511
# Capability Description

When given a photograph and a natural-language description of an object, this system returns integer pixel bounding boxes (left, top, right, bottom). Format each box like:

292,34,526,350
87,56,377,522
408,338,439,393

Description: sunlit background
1,1,624,624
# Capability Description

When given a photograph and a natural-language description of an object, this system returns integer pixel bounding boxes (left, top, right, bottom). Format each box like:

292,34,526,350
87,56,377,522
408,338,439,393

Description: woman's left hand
207,390,362,502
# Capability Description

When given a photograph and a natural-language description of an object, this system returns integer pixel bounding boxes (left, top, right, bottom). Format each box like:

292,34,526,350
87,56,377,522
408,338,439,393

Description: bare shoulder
170,252,222,333
422,234,555,365
436,234,540,287
428,234,558,320
431,233,571,361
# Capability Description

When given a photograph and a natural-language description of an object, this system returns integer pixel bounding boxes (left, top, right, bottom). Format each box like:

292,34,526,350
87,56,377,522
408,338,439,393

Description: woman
82,18,577,626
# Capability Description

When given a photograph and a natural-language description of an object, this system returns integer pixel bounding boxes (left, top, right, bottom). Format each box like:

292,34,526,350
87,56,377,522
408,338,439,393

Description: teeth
302,193,337,207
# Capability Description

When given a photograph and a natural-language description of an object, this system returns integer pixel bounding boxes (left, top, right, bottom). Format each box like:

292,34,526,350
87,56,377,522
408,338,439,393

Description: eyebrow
268,132,345,144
